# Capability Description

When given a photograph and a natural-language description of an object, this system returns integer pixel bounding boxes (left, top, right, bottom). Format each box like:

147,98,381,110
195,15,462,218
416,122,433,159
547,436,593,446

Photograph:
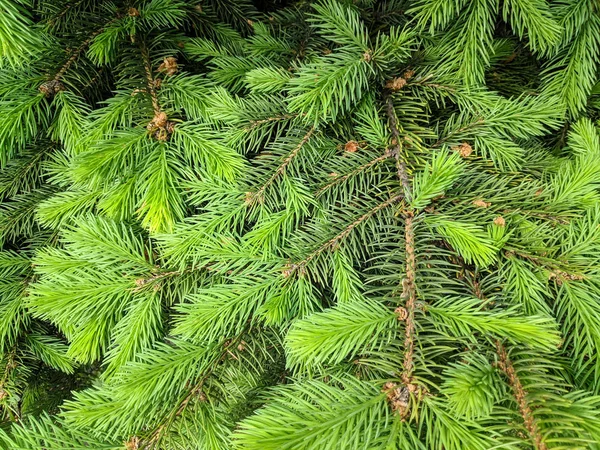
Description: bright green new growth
1,0,600,449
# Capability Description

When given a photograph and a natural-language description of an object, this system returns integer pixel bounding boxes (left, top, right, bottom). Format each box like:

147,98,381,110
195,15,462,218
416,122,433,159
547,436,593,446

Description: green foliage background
1,0,600,448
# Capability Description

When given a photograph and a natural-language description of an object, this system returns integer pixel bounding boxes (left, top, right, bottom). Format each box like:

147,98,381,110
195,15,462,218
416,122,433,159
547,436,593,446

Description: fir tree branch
140,42,162,117
385,92,422,419
399,210,417,387
245,113,299,131
137,334,247,449
432,118,485,148
314,153,390,197
52,28,105,83
247,127,314,204
496,342,547,450
286,193,404,276
45,0,86,27
385,95,412,201
0,349,18,421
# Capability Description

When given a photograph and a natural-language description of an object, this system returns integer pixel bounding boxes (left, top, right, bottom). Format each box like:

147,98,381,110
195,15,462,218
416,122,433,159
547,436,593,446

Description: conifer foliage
1,0,600,448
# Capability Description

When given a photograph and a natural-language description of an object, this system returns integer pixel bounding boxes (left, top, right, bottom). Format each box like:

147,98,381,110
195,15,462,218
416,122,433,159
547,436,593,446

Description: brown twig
46,0,86,26
284,194,404,277
244,114,298,131
314,153,390,196
385,96,412,201
400,210,417,386
53,29,104,82
247,128,314,204
140,43,161,117
137,336,245,449
385,93,421,419
39,25,108,98
139,43,176,141
496,342,547,450
133,271,180,292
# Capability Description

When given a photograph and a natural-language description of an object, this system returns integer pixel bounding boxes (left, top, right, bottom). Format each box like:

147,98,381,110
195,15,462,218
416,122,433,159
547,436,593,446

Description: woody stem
496,342,547,450
140,42,161,116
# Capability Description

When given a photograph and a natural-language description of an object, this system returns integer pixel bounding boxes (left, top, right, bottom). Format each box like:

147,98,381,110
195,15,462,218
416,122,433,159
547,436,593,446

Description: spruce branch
136,333,248,449
246,127,314,204
496,342,547,450
285,193,403,277
385,95,412,201
141,42,162,118
52,28,105,82
314,153,389,196
245,113,299,131
385,91,423,419
44,0,86,27
399,210,417,385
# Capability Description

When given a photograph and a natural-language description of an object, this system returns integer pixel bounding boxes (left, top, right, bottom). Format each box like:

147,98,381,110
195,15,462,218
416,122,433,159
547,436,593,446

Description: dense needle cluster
1,0,600,449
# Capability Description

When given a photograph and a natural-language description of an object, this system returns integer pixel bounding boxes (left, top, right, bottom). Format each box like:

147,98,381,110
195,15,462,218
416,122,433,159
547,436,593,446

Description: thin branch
247,128,315,204
140,43,161,116
496,342,548,450
400,210,416,386
314,153,390,197
385,93,421,419
137,335,247,449
285,194,403,276
385,95,412,201
244,114,298,131
45,0,86,26
432,117,484,148
53,28,104,82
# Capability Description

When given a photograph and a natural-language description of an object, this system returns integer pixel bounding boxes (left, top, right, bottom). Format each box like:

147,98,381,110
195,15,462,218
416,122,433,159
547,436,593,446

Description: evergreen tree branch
140,41,162,118
385,92,422,420
247,127,314,204
385,95,412,201
286,193,403,276
52,27,106,83
137,333,248,449
314,152,390,196
496,342,547,450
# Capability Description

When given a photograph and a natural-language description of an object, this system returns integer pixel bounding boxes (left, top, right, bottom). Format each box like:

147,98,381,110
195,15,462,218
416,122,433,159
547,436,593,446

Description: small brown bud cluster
39,80,65,98
158,57,178,76
244,191,255,205
472,199,491,208
493,216,506,227
147,111,175,141
382,382,418,418
386,77,407,91
344,140,360,153
451,142,473,158
124,436,140,450
128,7,140,17
548,270,584,285
281,263,296,278
385,70,415,91
394,306,408,321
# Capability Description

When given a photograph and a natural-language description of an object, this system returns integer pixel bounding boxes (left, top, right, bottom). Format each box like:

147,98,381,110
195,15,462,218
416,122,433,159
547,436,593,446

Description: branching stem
385,96,412,201
385,93,419,417
286,194,403,276
140,43,161,116
496,342,547,450
249,128,314,203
